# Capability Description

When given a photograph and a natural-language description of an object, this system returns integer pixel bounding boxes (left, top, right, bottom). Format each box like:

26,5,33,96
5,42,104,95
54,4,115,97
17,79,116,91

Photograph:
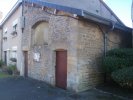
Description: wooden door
56,50,67,89
24,51,28,77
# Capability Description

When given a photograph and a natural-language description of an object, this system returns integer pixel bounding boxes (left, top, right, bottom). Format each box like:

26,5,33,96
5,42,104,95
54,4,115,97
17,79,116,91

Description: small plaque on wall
33,52,41,62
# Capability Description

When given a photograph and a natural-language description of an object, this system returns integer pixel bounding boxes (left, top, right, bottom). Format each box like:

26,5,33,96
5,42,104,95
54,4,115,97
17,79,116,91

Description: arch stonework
31,16,50,29
31,21,49,46
28,16,55,85
22,10,51,50
23,9,79,91
21,4,131,92
29,16,50,49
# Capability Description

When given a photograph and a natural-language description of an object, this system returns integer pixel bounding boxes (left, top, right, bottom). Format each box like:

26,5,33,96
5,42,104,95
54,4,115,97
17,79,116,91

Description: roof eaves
27,0,132,32
115,23,132,33
28,0,131,33
27,0,83,16
0,0,22,27
1,0,130,33
83,10,132,33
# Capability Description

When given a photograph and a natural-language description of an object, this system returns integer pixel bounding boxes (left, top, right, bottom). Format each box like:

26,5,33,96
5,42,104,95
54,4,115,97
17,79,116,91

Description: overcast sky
0,0,132,27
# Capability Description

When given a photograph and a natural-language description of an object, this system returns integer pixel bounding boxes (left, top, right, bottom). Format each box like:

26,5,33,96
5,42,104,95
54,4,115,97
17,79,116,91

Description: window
12,19,18,35
11,24,17,36
11,51,17,58
3,36,7,41
10,51,17,62
11,46,17,58
3,28,8,41
3,28,7,34
13,24,17,32
4,31,7,34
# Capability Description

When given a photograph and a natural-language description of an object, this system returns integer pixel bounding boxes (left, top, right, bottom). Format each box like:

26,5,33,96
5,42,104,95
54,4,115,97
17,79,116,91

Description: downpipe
104,22,115,57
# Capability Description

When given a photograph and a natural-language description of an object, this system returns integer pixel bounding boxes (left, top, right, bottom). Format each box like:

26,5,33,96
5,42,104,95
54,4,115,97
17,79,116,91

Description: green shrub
7,64,17,75
0,60,4,68
103,48,133,73
9,65,16,71
111,67,133,89
7,67,13,75
107,48,133,58
103,57,132,73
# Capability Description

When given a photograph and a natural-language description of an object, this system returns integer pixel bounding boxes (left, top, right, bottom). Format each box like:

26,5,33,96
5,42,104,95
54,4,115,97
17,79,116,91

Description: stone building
0,0,132,92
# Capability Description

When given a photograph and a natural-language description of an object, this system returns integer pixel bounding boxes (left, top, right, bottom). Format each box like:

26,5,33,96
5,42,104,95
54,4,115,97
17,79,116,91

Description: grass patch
0,72,11,78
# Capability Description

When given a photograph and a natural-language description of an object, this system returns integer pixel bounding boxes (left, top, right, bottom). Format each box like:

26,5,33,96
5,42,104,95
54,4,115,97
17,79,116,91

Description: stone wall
23,5,79,91
77,21,104,91
22,4,131,92
76,19,131,91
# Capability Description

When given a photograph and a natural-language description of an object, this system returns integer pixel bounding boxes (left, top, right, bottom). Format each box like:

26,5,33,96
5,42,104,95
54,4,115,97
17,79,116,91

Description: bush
107,48,133,58
9,64,16,71
103,57,132,73
7,64,17,75
112,67,133,89
7,67,13,75
103,48,133,73
0,60,4,68
103,48,133,85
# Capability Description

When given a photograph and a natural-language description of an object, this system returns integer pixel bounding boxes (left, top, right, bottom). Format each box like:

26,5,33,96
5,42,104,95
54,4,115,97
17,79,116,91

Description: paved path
0,77,126,100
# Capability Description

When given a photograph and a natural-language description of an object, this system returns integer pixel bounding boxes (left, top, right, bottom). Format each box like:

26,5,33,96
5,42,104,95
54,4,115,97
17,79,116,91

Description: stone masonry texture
22,4,131,92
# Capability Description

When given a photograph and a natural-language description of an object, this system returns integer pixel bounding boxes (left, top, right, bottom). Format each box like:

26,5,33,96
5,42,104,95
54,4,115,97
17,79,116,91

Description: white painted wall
2,5,23,75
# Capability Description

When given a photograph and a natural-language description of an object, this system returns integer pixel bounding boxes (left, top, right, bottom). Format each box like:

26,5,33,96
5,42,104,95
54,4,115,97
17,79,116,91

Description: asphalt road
0,77,126,100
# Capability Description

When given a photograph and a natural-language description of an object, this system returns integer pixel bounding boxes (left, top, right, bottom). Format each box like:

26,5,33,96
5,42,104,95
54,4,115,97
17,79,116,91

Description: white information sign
33,52,40,62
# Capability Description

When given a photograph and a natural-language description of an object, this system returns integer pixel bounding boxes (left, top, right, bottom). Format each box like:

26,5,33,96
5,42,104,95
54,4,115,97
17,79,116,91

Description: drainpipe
101,22,115,83
104,22,115,57
98,22,115,57
21,0,25,33
20,0,25,76
104,32,107,57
